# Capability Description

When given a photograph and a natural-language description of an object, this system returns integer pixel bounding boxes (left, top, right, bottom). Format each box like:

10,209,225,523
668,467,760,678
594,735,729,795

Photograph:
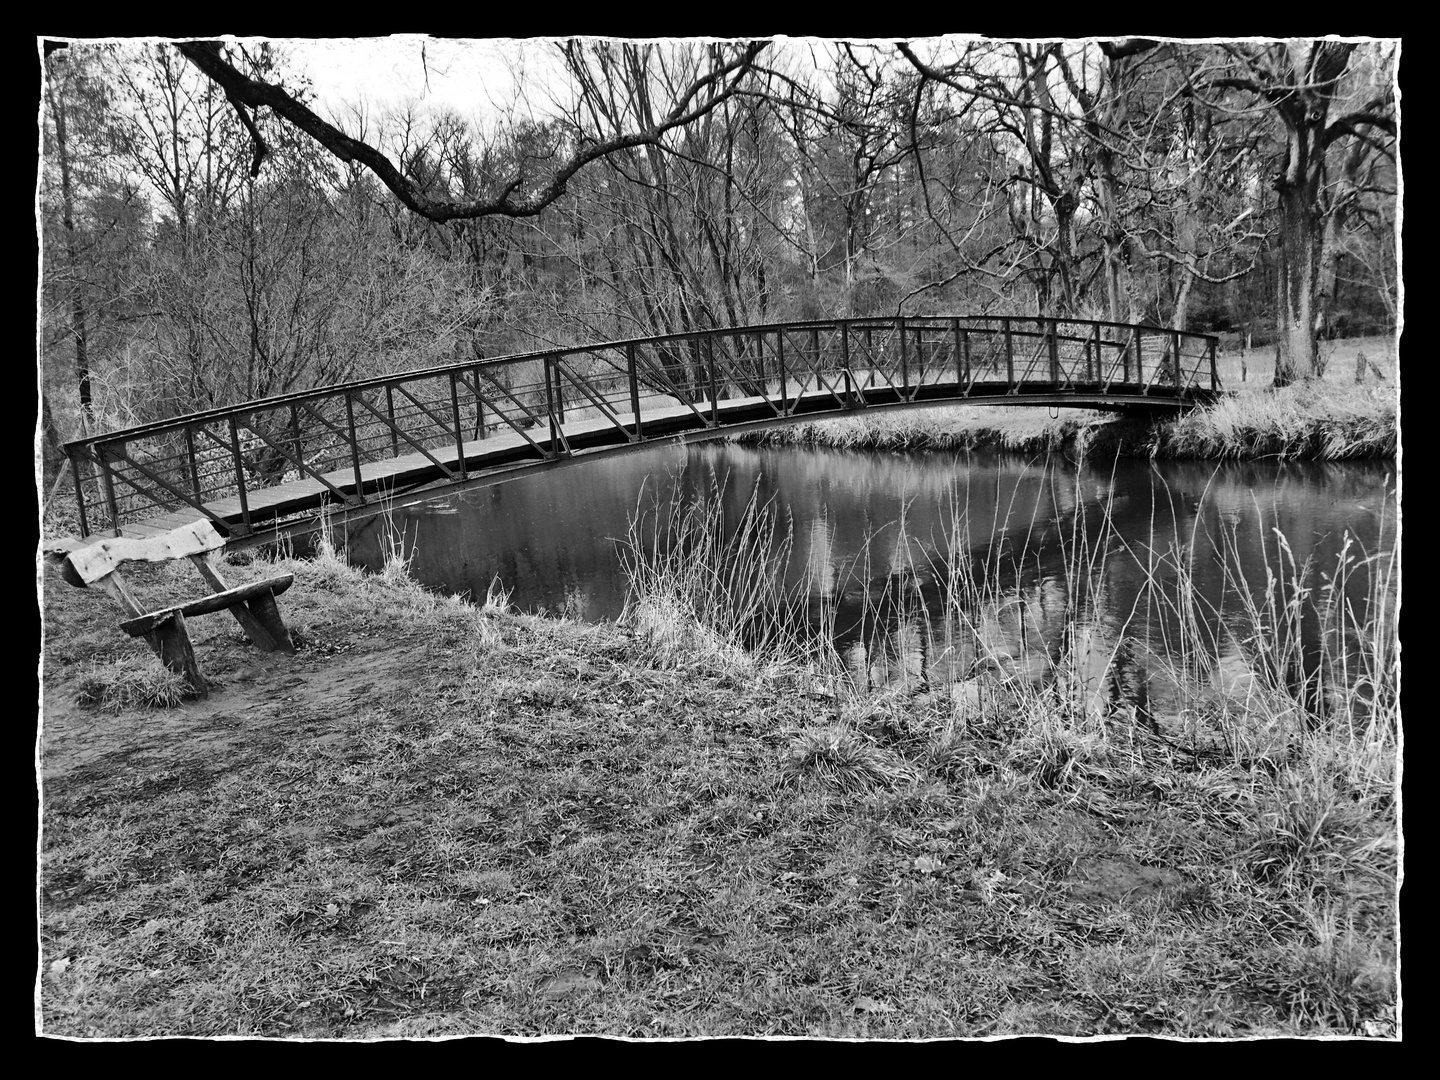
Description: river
341,442,1397,722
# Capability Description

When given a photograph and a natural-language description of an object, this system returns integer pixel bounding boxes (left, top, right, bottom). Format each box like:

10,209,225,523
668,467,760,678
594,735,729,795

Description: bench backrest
59,520,227,588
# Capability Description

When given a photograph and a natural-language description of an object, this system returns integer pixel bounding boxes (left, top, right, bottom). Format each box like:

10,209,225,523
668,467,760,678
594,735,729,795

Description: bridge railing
64,316,1217,537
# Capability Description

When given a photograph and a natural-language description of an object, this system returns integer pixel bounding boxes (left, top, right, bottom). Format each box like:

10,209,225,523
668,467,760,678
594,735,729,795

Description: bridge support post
184,427,202,505
627,344,644,441
449,371,468,480
545,358,560,457
99,442,121,536
777,332,788,414
899,317,909,398
707,334,719,425
228,415,251,533
345,391,365,500
69,449,90,538
473,365,486,439
386,386,399,457
1003,319,1014,391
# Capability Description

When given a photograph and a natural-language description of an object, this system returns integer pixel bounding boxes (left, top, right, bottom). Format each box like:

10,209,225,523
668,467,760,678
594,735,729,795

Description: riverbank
38,540,1399,1039
739,336,1398,461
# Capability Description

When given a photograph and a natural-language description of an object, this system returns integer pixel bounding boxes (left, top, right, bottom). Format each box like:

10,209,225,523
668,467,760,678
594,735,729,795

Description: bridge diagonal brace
236,417,362,503
1010,336,1048,394
388,382,468,449
93,447,231,532
854,326,911,400
781,333,850,412
294,399,364,460
554,359,633,440
629,349,713,429
461,370,558,459
1100,329,1137,394
347,394,461,479
966,332,1005,391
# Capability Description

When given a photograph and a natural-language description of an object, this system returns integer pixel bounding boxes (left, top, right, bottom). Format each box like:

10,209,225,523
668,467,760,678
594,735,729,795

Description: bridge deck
114,379,1193,541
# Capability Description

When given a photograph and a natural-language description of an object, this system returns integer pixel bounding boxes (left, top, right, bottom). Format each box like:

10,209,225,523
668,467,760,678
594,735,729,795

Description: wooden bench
46,520,296,696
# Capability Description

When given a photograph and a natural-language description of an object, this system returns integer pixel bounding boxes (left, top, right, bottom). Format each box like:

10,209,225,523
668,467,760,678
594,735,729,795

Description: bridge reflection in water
64,315,1218,545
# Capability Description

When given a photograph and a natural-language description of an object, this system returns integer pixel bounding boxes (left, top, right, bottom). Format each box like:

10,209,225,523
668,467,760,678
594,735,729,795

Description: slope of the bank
38,550,1397,1039
737,379,1397,461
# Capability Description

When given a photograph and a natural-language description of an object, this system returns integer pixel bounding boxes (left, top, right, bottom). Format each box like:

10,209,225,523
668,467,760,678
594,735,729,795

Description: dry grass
38,471,1399,1039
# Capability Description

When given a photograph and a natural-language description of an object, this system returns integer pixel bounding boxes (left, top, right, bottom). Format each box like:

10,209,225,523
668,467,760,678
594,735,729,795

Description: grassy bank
740,335,1398,461
38,495,1399,1039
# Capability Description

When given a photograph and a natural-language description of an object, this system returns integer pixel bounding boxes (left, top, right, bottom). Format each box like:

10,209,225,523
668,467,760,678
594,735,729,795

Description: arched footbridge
63,315,1219,545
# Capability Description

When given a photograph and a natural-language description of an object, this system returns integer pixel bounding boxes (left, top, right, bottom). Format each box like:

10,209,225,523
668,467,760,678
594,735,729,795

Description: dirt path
40,614,435,790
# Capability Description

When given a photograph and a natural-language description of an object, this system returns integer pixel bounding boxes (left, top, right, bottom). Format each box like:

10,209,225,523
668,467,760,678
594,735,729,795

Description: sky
283,38,541,121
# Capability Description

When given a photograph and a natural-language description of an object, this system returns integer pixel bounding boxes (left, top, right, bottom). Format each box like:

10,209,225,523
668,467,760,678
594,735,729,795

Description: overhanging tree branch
175,39,767,222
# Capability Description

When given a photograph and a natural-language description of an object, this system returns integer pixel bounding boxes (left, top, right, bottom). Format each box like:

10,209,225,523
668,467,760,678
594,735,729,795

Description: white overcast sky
281,37,555,122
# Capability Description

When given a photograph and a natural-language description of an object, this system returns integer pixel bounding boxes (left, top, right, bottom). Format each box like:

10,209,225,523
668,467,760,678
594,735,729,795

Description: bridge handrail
62,314,1218,538
63,315,1218,452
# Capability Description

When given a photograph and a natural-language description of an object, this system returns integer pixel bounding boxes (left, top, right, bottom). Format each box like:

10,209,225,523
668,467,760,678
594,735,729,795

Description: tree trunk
45,63,94,420
1273,176,1322,386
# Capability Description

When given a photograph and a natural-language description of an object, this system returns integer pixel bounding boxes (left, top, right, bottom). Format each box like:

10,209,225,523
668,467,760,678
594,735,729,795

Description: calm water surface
343,442,1397,715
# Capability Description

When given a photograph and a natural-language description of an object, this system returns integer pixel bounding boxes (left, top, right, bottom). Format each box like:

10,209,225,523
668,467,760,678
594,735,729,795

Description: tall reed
615,469,823,667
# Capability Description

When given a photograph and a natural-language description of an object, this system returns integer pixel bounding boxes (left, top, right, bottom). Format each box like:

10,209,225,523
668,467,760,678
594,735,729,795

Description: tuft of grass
74,659,193,712
780,724,919,793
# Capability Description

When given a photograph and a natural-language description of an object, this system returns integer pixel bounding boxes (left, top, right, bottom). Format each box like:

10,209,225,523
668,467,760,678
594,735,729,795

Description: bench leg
244,591,296,654
145,611,210,696
189,553,281,651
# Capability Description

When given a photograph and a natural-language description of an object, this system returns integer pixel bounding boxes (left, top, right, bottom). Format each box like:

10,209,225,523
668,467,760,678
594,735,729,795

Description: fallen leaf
914,855,943,874
855,996,894,1013
47,957,71,976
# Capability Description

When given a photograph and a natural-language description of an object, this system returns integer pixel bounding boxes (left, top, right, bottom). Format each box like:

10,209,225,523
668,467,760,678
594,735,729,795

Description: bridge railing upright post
1048,318,1061,384
898,317,909,398
98,442,121,535
184,427,201,505
1136,331,1145,393
707,333,719,424
345,390,365,500
449,371,468,480
624,342,642,440
385,385,399,458
777,331,788,413
472,364,486,439
627,343,644,441
1003,318,1014,390
228,414,251,533
544,357,560,456
68,448,91,537
840,320,852,404
1209,337,1218,393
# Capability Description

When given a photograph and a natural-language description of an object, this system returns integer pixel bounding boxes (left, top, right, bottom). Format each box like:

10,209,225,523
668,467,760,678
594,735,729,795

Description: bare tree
173,39,767,223
1207,39,1396,383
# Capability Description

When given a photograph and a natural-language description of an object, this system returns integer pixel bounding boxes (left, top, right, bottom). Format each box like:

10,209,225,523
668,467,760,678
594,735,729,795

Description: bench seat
119,575,294,636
